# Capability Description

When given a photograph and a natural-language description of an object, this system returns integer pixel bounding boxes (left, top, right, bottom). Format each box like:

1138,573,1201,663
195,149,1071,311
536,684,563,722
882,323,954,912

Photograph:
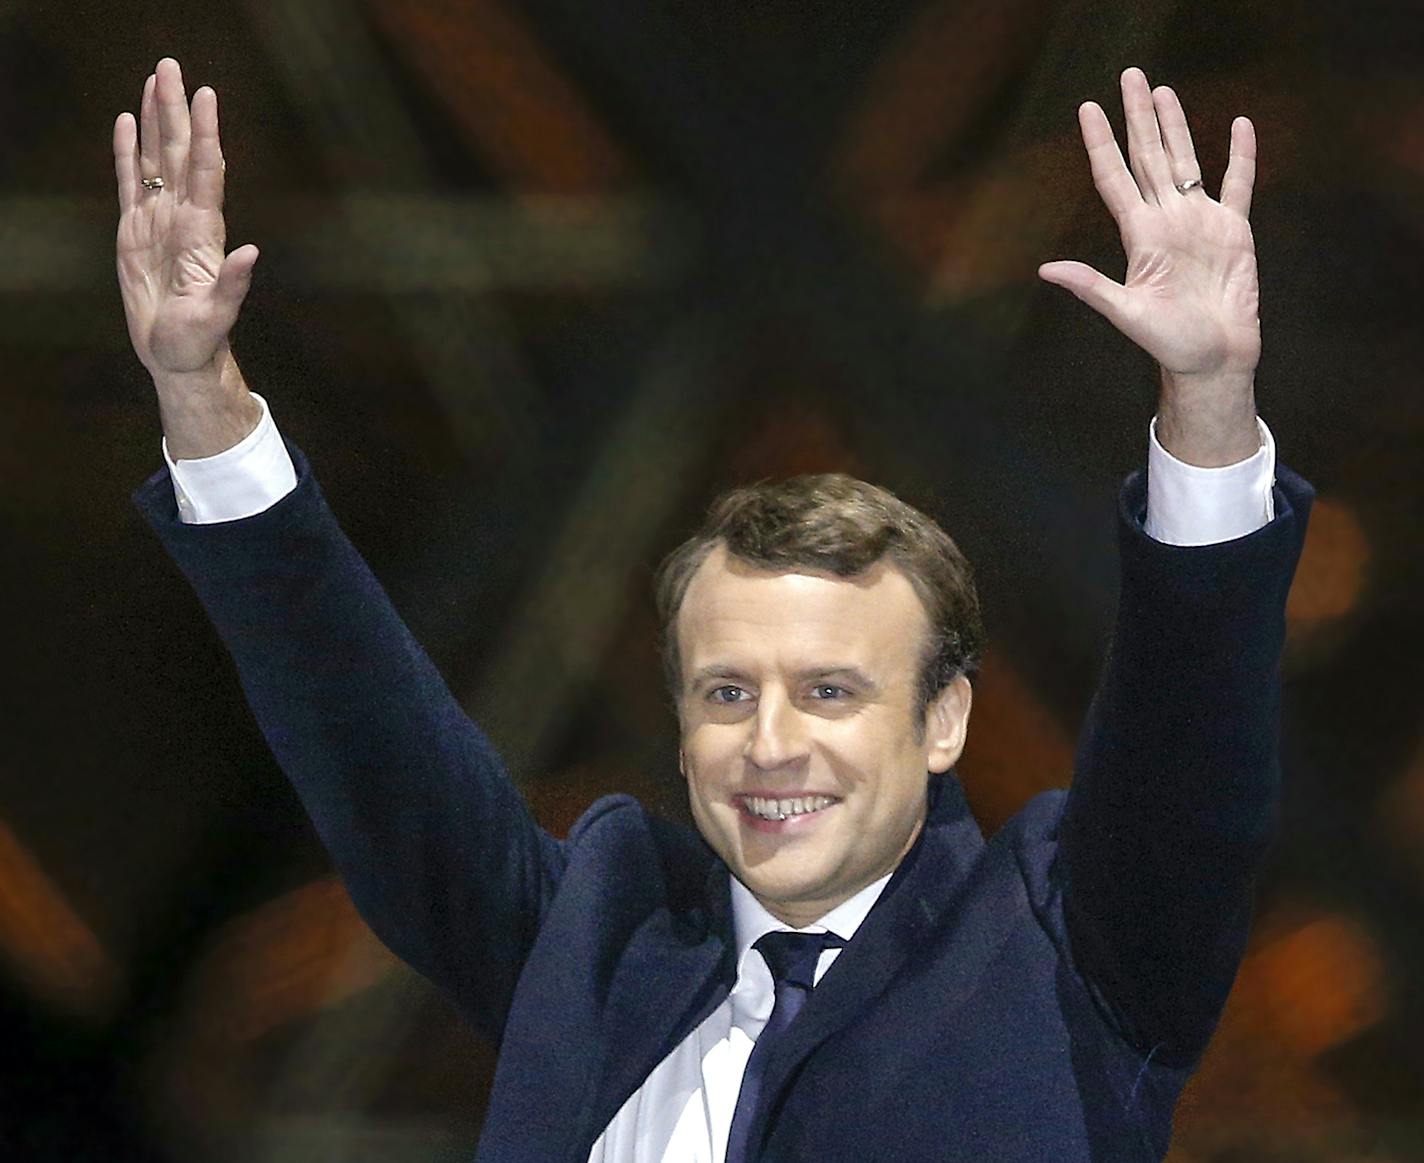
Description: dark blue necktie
724,930,845,1163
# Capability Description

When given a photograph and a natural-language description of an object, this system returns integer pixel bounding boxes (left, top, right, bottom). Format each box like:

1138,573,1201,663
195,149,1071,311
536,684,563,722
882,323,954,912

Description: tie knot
754,930,844,990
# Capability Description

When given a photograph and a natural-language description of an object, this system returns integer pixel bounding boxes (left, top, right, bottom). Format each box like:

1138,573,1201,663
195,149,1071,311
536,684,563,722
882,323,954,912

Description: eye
809,684,849,700
708,685,751,704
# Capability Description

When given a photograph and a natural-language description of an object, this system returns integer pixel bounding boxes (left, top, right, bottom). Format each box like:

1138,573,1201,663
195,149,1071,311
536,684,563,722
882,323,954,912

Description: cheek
832,727,928,812
827,718,911,776
680,729,733,796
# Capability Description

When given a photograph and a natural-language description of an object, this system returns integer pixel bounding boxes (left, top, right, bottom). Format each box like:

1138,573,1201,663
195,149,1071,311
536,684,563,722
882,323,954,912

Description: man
116,57,1309,1161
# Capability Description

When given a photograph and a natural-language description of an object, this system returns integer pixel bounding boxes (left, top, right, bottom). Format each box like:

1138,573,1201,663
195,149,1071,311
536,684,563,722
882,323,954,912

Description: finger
155,58,192,200
139,74,160,184
1120,67,1173,204
114,112,140,212
1151,85,1204,193
213,244,260,317
188,87,226,212
1038,260,1131,326
1219,116,1257,218
1078,101,1142,220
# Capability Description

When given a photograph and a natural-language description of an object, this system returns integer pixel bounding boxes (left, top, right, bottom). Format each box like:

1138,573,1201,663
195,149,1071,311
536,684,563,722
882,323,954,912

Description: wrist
154,347,262,460
1155,368,1259,467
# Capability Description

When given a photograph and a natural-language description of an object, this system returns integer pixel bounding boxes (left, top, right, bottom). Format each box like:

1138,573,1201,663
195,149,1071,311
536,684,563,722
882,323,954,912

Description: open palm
114,59,257,376
1040,68,1260,383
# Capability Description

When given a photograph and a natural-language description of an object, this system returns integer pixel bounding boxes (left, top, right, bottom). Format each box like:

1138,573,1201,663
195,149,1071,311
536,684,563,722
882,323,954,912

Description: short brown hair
654,473,984,727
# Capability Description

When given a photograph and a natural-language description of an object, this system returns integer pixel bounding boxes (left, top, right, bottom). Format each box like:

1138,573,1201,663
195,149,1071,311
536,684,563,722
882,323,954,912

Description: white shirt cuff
163,392,299,524
1144,416,1276,546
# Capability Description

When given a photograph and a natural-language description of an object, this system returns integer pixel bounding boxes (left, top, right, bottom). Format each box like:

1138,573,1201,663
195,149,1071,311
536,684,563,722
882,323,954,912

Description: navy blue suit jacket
136,446,1311,1162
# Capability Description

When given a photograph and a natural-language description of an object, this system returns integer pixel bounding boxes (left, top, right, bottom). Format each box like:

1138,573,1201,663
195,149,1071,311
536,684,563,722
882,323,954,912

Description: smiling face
676,543,972,928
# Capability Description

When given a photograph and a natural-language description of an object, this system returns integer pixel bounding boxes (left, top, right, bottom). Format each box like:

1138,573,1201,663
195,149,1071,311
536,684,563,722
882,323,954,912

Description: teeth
743,795,836,821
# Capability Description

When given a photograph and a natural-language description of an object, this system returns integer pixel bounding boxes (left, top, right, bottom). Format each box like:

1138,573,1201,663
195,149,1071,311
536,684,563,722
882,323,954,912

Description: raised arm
1040,69,1309,1061
117,60,565,1037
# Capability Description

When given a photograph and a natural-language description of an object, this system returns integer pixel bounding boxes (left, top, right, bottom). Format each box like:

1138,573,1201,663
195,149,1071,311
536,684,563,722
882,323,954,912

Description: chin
741,863,835,908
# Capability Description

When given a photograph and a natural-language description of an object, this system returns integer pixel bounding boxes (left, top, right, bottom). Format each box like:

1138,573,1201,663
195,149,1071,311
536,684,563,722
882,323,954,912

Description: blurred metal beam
245,0,544,461
239,1116,468,1163
0,194,689,296
833,0,1180,311
0,197,98,293
244,0,428,182
469,313,730,776
834,0,1053,199
367,0,633,193
307,193,691,291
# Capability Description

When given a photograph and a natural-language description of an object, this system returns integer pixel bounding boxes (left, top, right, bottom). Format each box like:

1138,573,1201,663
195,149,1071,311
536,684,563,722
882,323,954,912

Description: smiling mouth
739,794,840,822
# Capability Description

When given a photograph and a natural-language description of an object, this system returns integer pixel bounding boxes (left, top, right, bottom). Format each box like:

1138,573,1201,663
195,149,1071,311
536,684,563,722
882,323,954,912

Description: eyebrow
801,667,881,695
687,664,881,694
686,665,750,694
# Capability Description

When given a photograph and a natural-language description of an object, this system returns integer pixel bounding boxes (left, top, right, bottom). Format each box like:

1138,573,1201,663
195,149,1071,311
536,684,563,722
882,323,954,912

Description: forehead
676,544,929,679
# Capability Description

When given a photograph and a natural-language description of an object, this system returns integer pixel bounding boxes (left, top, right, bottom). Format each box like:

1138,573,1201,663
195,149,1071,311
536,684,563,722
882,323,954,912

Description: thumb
213,243,259,315
1037,260,1128,326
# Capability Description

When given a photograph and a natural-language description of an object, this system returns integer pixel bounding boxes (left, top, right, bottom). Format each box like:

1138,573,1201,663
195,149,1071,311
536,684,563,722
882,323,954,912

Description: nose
744,688,809,772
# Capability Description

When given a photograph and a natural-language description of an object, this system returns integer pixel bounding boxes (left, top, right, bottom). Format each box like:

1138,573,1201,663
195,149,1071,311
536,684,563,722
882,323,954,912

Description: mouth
736,793,841,832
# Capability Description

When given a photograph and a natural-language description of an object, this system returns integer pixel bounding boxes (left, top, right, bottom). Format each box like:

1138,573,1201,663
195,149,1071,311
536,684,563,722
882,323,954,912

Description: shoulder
564,794,720,906
566,792,648,843
987,788,1071,927
994,788,1068,865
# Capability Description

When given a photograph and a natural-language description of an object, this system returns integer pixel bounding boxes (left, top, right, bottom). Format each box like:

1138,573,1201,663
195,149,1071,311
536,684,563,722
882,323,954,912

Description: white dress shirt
161,393,1278,1161
588,874,891,1162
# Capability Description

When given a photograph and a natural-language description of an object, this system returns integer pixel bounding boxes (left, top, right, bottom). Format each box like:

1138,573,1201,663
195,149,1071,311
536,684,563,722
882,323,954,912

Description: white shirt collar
729,871,892,981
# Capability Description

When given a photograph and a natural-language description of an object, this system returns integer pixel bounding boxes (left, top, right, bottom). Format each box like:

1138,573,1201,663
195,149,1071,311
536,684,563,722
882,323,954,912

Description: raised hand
1039,68,1261,465
114,58,261,458
115,58,258,376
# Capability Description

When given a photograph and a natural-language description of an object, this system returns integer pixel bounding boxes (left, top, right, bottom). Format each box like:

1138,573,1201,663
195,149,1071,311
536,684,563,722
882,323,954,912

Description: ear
924,674,972,774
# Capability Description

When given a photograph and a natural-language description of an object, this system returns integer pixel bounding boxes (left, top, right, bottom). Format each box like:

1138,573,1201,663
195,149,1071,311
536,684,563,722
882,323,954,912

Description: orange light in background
956,648,1072,833
185,875,398,1045
145,877,400,1139
1286,495,1369,636
1374,736,1424,882
1175,903,1389,1145
1246,912,1389,1060
0,817,119,1020
723,395,861,484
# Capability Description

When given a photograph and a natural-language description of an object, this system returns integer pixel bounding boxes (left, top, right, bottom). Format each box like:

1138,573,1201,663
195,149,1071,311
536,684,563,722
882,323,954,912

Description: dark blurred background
1,0,1420,1159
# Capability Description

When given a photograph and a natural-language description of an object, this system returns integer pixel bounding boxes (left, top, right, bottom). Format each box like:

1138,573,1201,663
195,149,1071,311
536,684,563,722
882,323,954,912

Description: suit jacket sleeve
133,440,566,1043
1057,462,1312,1067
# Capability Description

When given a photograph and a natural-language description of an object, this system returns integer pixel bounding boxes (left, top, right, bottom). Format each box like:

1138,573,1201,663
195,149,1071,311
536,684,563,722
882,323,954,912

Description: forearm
1059,464,1312,1062
134,448,564,1034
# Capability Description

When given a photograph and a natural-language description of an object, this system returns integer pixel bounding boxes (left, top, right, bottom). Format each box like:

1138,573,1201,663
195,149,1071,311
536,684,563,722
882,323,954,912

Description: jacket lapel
745,775,988,1152
589,860,737,1139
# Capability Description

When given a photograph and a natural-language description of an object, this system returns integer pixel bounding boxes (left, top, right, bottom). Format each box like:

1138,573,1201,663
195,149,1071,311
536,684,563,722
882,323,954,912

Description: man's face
676,544,971,928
